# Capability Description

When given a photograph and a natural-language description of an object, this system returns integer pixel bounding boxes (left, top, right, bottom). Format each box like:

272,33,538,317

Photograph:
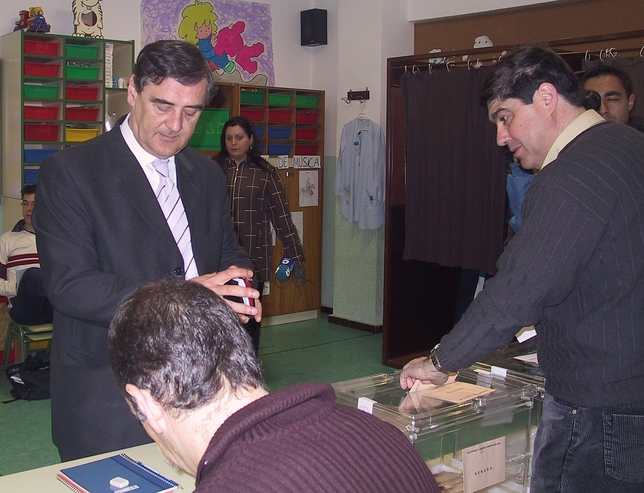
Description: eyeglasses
21,201,35,208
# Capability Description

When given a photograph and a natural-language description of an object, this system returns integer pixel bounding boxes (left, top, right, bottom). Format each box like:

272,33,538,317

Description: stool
3,320,53,370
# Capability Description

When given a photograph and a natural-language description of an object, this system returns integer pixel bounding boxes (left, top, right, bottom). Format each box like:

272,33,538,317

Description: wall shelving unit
1,30,134,203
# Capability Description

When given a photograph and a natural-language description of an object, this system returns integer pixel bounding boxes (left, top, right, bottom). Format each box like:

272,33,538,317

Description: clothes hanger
357,100,368,121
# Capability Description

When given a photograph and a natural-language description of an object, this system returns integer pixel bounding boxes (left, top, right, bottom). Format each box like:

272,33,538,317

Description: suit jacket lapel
176,151,200,220
106,128,177,247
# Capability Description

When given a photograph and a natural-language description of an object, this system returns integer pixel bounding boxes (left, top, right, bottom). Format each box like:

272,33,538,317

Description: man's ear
535,82,558,114
628,93,635,113
126,384,166,435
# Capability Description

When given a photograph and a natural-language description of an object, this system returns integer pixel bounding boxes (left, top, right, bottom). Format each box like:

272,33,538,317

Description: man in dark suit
33,40,261,461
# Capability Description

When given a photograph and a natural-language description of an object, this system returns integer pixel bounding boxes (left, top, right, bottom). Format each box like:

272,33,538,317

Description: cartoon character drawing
179,1,233,74
215,21,264,74
72,0,103,38
178,0,266,84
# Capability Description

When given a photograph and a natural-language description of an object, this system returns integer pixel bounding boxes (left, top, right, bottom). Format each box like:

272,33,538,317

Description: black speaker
301,9,327,47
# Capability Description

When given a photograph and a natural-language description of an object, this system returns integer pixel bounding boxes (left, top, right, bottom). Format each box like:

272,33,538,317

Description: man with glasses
0,183,53,326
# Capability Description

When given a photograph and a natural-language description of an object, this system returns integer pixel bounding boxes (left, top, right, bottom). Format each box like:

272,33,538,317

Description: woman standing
214,116,305,352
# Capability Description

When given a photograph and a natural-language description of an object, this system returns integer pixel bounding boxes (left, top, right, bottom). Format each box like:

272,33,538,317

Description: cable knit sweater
438,121,644,408
195,382,440,493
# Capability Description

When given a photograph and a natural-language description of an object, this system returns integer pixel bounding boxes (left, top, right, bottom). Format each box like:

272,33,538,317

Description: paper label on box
462,436,506,493
357,397,377,414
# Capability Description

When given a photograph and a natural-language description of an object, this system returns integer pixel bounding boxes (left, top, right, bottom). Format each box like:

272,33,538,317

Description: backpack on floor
4,355,50,401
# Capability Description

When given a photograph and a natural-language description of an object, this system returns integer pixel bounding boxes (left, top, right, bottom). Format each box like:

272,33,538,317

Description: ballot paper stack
332,368,538,493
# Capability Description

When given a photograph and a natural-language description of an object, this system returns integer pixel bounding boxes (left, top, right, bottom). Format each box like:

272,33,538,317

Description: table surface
0,443,197,493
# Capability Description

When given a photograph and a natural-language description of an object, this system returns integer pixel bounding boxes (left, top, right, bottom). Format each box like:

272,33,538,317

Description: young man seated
108,277,440,493
0,184,53,325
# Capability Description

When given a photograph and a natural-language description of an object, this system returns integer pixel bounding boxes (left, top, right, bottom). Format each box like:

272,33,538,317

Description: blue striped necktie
151,158,198,279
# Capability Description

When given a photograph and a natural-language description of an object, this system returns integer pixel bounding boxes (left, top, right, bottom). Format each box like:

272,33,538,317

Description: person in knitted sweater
109,277,439,493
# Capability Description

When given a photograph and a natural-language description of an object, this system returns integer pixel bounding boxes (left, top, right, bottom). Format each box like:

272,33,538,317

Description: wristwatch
429,343,449,374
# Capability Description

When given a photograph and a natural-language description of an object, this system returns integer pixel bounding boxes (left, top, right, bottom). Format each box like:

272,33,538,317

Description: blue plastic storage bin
268,127,291,139
24,169,39,183
24,149,59,163
268,144,292,155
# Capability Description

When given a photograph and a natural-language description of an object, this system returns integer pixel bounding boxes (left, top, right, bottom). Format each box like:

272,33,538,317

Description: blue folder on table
56,453,179,493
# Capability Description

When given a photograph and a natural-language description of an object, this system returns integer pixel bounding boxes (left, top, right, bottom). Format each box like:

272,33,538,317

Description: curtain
401,66,507,275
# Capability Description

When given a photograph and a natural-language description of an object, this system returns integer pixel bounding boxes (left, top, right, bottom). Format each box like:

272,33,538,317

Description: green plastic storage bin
24,84,59,100
66,65,99,80
240,90,265,104
268,93,292,106
189,108,230,150
296,95,319,108
66,44,100,59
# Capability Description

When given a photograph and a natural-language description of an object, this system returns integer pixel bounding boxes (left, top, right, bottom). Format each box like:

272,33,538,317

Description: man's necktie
151,158,198,279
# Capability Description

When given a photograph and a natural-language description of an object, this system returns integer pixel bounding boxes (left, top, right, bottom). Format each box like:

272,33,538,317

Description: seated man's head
581,66,635,124
108,277,265,474
21,183,36,231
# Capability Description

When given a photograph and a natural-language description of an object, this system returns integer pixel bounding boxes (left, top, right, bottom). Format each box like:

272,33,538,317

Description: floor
0,314,393,476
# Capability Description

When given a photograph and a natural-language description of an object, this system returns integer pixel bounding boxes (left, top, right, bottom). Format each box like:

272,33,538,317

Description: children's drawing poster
141,0,274,86
299,170,318,207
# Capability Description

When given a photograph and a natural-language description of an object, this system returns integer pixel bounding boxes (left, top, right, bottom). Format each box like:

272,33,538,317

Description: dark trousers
532,394,644,492
9,267,54,325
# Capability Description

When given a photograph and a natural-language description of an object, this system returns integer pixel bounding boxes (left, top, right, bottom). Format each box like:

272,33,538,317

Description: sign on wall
141,0,274,86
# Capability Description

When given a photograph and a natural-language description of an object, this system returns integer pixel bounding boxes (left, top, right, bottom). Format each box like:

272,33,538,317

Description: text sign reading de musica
293,155,321,169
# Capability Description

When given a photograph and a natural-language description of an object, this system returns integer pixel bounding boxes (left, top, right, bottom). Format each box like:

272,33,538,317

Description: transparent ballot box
332,368,537,493
477,340,545,399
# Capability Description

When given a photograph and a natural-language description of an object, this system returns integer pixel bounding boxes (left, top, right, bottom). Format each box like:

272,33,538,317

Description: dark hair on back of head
21,183,36,198
132,39,215,104
109,277,263,415
480,46,585,108
581,65,634,97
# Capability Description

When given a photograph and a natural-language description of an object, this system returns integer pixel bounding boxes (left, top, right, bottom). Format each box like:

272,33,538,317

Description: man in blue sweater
401,47,644,492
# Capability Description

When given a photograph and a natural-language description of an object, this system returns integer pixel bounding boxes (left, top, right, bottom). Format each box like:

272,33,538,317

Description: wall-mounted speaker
301,9,327,47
